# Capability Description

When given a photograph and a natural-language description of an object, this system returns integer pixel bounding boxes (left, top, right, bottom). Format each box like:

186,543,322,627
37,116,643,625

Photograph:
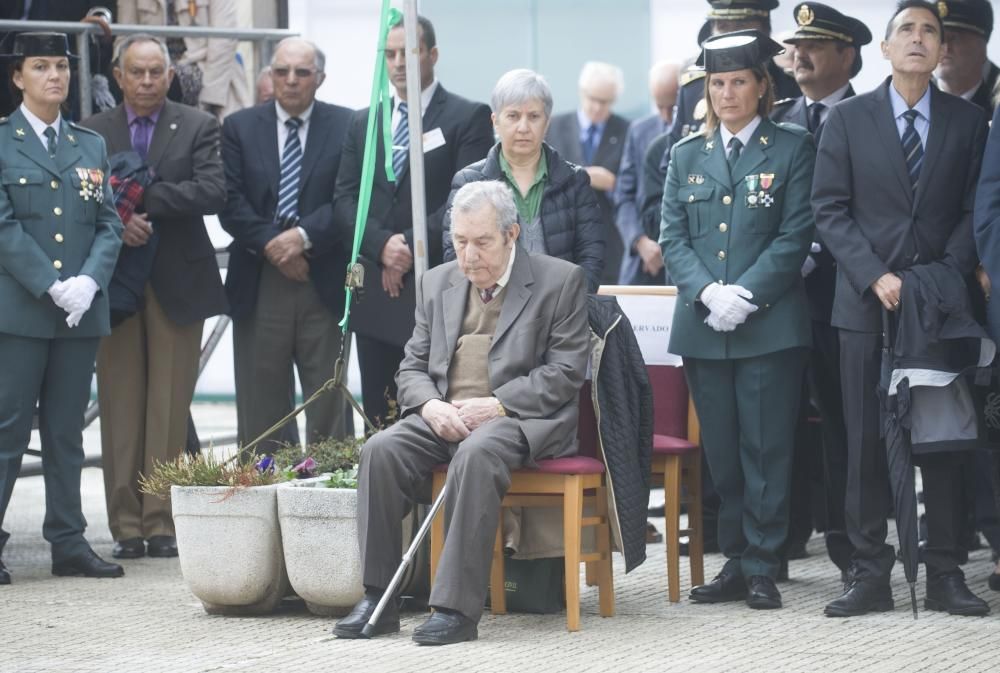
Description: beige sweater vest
446,285,507,401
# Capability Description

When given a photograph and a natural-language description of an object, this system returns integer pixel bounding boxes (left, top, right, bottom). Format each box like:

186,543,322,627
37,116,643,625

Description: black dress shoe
925,572,990,616
332,594,400,639
690,569,746,603
52,549,124,578
824,578,893,617
412,609,478,646
0,558,10,585
146,536,178,558
746,575,782,610
112,537,145,559
987,571,1000,592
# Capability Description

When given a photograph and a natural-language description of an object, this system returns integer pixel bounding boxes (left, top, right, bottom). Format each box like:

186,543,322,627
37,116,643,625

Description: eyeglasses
272,66,318,79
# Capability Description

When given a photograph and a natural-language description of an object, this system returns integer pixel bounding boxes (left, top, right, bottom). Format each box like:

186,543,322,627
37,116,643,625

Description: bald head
649,61,680,124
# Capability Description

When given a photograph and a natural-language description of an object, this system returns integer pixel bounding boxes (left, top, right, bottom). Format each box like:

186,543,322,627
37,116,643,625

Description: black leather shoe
52,549,124,578
0,558,10,585
746,575,782,609
690,569,746,603
112,537,145,559
146,536,178,558
412,609,478,646
926,572,990,616
824,578,893,617
332,594,400,639
987,572,1000,592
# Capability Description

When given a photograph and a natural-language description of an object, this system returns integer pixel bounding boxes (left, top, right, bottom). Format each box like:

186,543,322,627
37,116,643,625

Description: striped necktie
393,101,409,178
901,109,923,191
276,117,303,226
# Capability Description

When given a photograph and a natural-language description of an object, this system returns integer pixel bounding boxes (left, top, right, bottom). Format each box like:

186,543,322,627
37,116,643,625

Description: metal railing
0,19,297,118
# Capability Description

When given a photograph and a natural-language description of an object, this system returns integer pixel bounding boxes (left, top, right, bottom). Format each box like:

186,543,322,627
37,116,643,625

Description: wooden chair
430,383,615,631
647,365,705,602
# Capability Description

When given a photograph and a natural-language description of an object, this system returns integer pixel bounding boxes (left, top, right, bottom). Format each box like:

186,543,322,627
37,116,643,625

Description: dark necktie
481,285,497,303
277,117,303,226
727,137,742,174
808,102,825,134
901,109,923,191
392,101,409,178
132,116,153,161
582,124,599,165
43,126,57,158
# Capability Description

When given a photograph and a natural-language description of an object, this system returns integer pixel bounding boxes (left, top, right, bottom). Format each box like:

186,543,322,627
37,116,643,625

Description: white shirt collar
275,100,314,126
394,79,439,117
719,115,761,156
804,83,851,109
19,103,61,147
495,243,516,289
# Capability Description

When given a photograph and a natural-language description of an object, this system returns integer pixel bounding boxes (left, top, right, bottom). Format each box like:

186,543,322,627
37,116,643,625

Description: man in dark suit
813,0,990,617
614,61,678,286
333,180,589,645
935,0,998,115
82,33,226,560
221,38,353,451
545,61,629,286
770,1,871,576
332,15,493,426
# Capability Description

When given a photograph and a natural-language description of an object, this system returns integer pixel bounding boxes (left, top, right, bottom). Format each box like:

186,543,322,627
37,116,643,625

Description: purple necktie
132,116,153,161
481,285,497,303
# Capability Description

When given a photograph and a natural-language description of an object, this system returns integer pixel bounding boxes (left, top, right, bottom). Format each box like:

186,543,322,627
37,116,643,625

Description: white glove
705,311,738,332
700,283,758,325
47,279,66,301
54,276,99,327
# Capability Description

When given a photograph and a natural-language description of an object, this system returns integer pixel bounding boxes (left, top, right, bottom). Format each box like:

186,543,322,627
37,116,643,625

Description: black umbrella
879,308,919,619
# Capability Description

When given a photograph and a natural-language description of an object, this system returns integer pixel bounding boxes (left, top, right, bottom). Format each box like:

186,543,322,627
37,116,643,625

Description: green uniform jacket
659,118,814,359
0,108,122,339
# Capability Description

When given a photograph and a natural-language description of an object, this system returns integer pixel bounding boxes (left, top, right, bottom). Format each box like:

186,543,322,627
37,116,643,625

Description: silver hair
451,181,519,236
272,37,326,72
578,61,625,99
114,33,171,68
491,68,553,120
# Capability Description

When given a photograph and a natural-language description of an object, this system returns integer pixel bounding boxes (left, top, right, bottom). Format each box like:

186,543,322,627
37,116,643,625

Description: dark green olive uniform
660,117,814,578
0,107,122,563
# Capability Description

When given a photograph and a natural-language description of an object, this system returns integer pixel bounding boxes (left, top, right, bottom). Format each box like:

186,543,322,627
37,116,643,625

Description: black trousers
357,335,405,427
839,328,966,580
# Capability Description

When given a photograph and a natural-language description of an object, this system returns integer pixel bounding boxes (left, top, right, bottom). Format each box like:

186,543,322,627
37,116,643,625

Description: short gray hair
491,68,553,120
114,33,171,68
451,181,519,236
272,37,326,73
578,61,625,99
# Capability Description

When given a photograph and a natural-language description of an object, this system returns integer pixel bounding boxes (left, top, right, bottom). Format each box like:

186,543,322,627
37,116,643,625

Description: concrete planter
171,484,289,616
277,480,363,616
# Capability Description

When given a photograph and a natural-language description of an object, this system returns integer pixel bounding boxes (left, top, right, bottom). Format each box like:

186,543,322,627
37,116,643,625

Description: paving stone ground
4,403,1000,672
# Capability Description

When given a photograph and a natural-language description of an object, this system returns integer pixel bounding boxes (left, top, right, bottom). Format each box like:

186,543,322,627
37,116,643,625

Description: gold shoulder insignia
681,69,707,86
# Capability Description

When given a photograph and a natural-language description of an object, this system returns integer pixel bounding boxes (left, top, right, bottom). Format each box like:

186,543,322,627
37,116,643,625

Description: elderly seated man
333,180,589,645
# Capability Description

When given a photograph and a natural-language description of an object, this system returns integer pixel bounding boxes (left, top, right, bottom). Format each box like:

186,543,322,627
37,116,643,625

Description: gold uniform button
688,194,695,203
54,233,64,243
18,177,26,185
50,180,59,190
719,223,728,233
53,260,62,270
53,207,63,216
722,195,732,205
717,251,726,261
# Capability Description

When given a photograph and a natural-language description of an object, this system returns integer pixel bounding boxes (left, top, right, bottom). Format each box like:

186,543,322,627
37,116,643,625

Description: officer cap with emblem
938,0,994,40
786,3,873,46
697,29,785,73
705,0,780,20
1,32,76,60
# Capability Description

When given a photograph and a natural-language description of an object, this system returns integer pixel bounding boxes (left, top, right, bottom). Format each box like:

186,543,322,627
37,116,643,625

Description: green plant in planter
325,466,359,489
139,450,284,499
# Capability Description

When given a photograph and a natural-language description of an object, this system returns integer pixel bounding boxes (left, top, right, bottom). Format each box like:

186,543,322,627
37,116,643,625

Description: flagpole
403,0,428,279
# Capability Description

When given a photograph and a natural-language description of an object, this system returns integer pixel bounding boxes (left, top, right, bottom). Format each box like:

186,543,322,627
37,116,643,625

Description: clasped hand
421,397,502,442
701,283,758,333
48,275,99,327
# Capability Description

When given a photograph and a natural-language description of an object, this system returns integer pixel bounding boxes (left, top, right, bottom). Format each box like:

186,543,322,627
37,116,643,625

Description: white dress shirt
20,103,60,151
720,115,762,157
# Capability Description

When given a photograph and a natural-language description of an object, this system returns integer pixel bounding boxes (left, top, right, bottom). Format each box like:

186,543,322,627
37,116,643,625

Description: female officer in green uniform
659,30,814,610
0,33,123,585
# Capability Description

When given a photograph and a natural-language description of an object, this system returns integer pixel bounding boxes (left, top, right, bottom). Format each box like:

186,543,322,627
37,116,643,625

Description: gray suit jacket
813,79,987,333
395,247,590,462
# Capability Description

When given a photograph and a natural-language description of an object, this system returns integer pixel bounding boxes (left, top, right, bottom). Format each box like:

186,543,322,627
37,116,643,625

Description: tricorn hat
705,0,780,20
697,29,785,73
3,32,76,60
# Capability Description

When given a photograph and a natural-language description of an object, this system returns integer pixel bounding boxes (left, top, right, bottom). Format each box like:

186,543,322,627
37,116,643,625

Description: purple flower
292,457,318,479
256,456,275,474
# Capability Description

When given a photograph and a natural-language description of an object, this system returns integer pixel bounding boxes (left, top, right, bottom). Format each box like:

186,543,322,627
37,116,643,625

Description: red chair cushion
652,433,698,455
432,456,605,475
